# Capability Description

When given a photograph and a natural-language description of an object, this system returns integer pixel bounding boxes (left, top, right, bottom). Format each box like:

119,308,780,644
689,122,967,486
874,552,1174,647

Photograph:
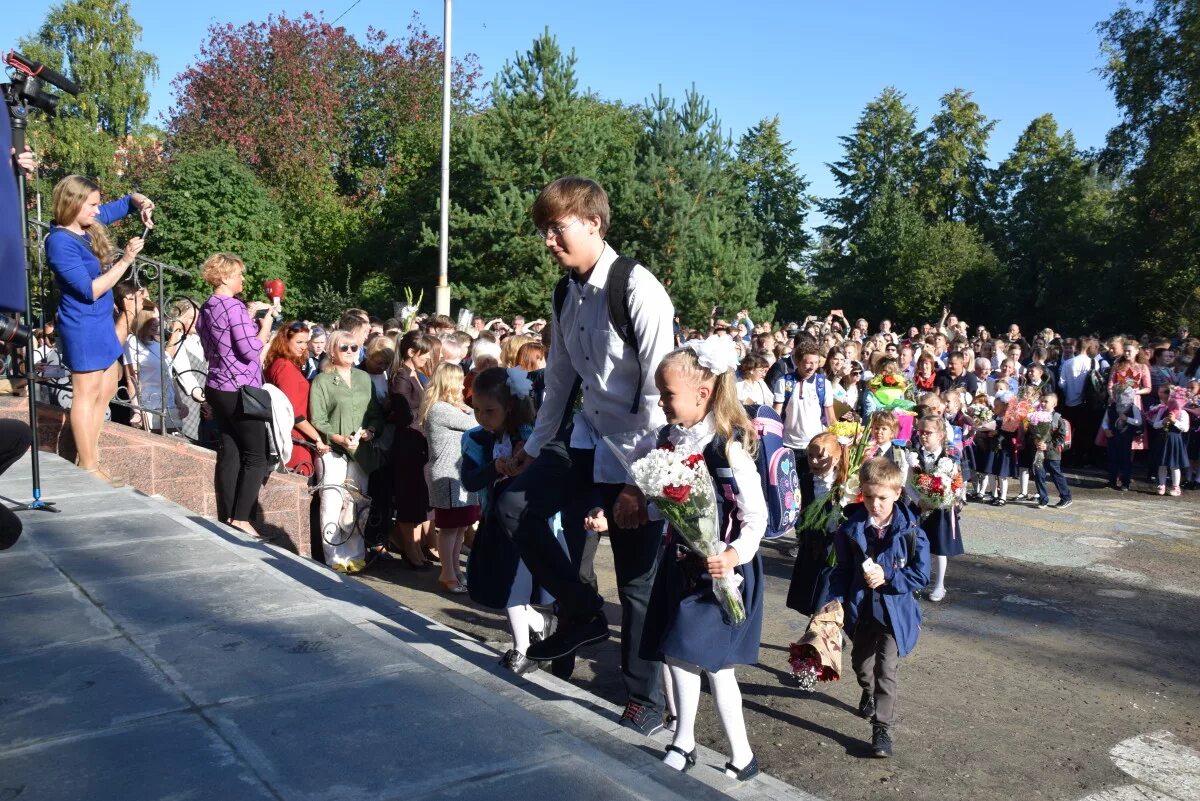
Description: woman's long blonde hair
53,176,116,266
657,347,758,461
418,362,466,429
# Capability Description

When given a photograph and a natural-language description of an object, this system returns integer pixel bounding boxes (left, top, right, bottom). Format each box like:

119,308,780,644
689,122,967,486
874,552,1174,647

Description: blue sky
8,0,1126,204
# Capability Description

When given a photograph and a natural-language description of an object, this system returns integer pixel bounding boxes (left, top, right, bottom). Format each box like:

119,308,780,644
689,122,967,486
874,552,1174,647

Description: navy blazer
825,502,930,656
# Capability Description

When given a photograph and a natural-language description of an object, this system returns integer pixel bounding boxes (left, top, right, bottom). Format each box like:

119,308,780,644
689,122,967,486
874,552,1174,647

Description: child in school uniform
1031,390,1073,509
989,394,1021,505
1102,387,1143,491
966,391,998,500
647,338,765,781
1149,385,1191,496
825,457,930,758
461,367,563,675
908,415,965,602
786,431,849,617
864,410,910,485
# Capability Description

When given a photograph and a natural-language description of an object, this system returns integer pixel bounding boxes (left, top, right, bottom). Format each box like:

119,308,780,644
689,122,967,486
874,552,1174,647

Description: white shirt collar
668,412,716,453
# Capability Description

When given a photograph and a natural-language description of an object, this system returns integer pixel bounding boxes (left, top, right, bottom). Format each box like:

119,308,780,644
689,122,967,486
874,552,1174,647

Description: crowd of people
27,171,1200,770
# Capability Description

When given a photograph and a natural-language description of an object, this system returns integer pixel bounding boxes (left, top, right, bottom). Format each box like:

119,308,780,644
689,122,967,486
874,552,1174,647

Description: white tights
1158,467,1181,489
504,605,544,656
992,476,1009,501
930,554,948,596
1019,469,1031,497
662,658,753,775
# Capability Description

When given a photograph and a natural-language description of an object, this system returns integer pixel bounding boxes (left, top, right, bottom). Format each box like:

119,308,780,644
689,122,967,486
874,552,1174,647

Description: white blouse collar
667,412,716,453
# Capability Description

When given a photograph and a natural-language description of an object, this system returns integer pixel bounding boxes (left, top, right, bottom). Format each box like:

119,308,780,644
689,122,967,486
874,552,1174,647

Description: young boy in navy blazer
826,457,930,758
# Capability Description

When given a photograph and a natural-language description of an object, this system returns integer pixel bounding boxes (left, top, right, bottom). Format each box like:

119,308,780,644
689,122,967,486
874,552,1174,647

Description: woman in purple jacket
196,253,276,537
45,176,153,485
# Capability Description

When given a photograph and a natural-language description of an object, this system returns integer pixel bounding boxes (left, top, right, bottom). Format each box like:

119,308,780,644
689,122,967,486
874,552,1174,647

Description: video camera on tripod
1,50,79,344
1,48,80,514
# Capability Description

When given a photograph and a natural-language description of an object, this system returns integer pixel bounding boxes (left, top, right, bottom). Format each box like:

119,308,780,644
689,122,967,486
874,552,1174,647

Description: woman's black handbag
238,385,273,421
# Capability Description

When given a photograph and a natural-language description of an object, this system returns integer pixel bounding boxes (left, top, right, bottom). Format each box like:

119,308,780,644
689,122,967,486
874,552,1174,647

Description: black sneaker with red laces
618,700,664,736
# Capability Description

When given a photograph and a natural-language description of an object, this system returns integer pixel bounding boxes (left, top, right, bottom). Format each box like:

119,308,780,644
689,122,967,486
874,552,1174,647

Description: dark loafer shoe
725,755,760,781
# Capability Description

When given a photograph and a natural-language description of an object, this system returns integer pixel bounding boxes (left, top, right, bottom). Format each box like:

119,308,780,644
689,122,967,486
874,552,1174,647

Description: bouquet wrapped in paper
787,599,844,691
606,435,747,625
1025,408,1053,469
1001,386,1040,432
909,455,964,513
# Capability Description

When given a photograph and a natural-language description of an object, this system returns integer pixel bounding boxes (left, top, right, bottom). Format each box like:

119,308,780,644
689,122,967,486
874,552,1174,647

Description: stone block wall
0,396,313,557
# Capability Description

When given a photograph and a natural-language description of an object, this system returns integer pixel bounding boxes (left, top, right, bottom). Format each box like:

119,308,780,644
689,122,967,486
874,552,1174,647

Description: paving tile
210,672,572,801
0,713,275,801
22,511,188,551
0,587,117,653
48,531,245,584
0,548,69,597
85,565,320,636
141,610,419,705
0,637,188,751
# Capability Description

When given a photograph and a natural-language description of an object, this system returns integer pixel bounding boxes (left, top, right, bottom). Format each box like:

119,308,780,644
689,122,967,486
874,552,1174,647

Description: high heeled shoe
438,578,467,594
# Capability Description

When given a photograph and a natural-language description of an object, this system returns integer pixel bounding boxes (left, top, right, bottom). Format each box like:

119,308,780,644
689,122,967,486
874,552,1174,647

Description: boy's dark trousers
1107,428,1136,486
851,616,900,730
1034,457,1072,504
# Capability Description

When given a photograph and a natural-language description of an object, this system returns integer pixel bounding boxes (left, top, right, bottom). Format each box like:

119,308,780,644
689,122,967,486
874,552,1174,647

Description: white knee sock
663,660,701,770
975,474,990,495
1172,468,1181,488
931,555,948,596
1019,469,1030,496
709,667,753,773
506,606,530,655
524,605,544,638
998,478,1009,501
662,663,678,723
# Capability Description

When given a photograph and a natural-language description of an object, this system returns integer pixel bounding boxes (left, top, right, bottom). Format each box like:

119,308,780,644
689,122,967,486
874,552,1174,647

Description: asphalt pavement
356,470,1200,801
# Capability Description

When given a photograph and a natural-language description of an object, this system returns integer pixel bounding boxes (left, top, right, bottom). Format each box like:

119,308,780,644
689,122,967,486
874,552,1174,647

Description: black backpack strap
552,273,570,323
606,256,640,414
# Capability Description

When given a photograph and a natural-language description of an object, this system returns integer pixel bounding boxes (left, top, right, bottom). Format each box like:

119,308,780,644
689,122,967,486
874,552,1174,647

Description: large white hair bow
506,367,533,399
684,335,740,376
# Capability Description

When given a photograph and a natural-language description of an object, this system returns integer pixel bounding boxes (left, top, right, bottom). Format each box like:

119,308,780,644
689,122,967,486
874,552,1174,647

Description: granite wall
0,396,314,557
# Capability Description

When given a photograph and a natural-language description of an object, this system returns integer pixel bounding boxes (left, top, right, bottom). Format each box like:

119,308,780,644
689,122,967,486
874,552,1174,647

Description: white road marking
1110,731,1200,800
1080,731,1200,801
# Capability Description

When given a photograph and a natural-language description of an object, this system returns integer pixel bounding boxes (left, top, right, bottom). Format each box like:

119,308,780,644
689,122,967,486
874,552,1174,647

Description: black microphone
5,51,81,97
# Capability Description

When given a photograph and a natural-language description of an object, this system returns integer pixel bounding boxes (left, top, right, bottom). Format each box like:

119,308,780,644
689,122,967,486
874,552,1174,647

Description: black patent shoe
527,613,609,661
724,755,760,781
664,744,697,773
499,649,540,676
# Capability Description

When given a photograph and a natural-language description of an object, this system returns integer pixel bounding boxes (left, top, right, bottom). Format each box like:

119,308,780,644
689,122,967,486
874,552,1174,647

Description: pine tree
916,89,995,228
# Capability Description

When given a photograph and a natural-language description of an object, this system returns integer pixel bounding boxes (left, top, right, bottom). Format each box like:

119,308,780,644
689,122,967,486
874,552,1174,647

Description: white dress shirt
1059,354,1095,407
660,413,765,565
524,243,676,484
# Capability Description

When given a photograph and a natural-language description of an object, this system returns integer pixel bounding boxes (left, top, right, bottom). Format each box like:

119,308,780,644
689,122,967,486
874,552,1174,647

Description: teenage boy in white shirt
773,341,835,460
502,176,675,736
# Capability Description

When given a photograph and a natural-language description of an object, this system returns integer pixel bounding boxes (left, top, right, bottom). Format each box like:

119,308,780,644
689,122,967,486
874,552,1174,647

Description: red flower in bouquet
684,453,705,468
662,484,692,503
658,442,675,452
883,375,897,386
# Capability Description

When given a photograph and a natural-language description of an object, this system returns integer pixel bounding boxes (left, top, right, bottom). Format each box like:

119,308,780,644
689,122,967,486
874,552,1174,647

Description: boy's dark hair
740,353,769,372
430,313,455,330
531,176,611,237
1040,387,1058,400
472,367,536,435
796,341,823,360
337,311,368,331
793,331,817,348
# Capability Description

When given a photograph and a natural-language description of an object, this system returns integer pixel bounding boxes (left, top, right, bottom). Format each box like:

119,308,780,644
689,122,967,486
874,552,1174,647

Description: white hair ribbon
506,367,533,399
684,335,740,376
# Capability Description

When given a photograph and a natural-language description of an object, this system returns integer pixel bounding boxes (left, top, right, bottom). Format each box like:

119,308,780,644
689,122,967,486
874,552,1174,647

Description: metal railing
26,218,202,440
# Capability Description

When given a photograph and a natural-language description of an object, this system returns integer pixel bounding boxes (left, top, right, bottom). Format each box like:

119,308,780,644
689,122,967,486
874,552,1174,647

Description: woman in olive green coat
310,329,384,573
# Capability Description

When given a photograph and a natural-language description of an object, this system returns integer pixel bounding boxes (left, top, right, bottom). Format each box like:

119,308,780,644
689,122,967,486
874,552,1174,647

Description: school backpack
1059,416,1073,451
552,255,640,414
779,371,829,425
1082,357,1108,411
743,404,802,539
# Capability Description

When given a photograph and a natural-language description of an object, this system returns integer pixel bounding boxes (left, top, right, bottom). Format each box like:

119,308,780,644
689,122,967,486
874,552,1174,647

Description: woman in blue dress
45,176,153,483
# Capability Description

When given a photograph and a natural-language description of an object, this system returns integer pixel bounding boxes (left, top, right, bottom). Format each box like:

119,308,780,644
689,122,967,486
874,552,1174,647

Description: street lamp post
435,0,452,316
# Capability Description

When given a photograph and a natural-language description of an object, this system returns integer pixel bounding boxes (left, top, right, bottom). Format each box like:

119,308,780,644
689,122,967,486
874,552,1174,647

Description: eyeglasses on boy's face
536,218,581,239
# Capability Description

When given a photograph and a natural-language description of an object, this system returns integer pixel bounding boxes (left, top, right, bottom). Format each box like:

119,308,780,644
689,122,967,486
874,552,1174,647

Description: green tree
990,114,1117,330
820,87,921,249
916,89,995,227
618,88,764,328
140,147,293,302
19,0,159,189
734,117,812,322
1099,0,1200,330
421,30,640,316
